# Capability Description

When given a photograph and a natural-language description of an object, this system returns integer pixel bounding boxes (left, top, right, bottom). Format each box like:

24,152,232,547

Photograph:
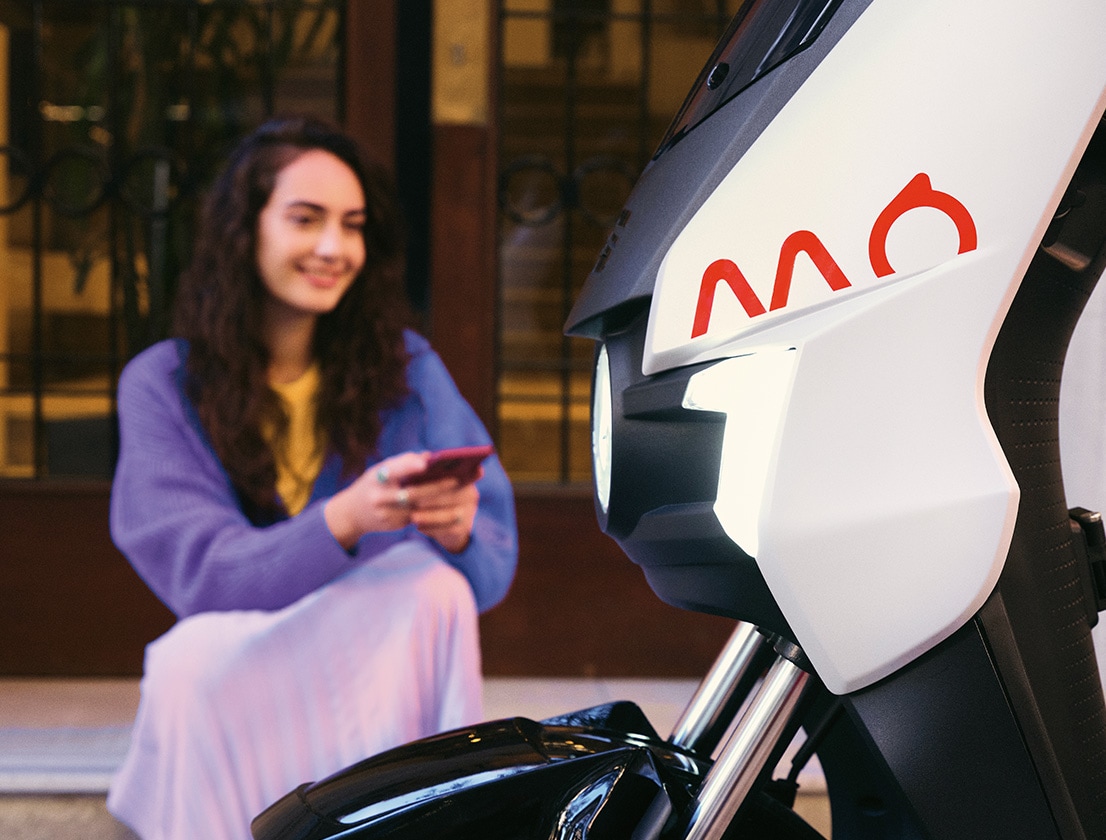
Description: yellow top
266,364,325,516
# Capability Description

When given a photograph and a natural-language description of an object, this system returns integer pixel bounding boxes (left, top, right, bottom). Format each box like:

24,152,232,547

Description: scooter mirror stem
669,621,769,753
684,652,810,840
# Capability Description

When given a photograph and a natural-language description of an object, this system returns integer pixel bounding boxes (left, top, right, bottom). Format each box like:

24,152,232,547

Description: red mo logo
690,173,978,338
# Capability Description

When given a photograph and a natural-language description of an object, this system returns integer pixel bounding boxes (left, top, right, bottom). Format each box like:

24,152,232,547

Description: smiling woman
104,115,518,840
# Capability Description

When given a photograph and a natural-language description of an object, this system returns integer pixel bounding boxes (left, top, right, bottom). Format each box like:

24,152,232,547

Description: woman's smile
301,264,348,289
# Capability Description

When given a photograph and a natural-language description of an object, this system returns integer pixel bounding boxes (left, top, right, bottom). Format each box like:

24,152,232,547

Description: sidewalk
0,677,830,838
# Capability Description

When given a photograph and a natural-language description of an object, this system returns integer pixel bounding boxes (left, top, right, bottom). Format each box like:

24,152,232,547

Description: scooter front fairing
255,1,1106,838
567,0,1106,835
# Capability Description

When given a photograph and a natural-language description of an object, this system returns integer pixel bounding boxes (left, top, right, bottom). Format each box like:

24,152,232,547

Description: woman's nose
315,220,345,257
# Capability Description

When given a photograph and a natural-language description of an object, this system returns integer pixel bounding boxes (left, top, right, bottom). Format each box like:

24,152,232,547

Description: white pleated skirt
107,541,483,840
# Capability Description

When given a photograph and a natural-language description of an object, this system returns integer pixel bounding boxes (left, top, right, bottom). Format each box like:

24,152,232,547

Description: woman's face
255,148,367,320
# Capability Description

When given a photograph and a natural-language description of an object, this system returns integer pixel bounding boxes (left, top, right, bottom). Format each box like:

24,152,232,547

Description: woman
107,115,517,840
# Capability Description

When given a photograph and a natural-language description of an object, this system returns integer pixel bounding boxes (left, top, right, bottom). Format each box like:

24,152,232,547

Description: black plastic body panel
596,305,794,638
976,117,1106,840
842,622,1062,840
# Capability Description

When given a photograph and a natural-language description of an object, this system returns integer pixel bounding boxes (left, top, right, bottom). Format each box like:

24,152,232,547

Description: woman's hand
407,469,483,554
324,452,481,553
324,451,429,549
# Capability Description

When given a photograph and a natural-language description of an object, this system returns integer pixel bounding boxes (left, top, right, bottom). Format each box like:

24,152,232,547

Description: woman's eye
285,207,321,226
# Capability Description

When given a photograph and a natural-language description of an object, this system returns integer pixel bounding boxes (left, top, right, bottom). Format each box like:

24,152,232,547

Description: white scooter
253,1,1106,837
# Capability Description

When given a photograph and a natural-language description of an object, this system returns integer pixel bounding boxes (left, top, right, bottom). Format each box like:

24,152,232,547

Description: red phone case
401,445,494,486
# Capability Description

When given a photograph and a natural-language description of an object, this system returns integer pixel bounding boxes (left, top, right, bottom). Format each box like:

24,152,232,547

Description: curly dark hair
173,114,411,521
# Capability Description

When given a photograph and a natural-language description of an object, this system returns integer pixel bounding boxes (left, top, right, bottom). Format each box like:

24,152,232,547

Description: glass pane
272,5,343,120
499,3,642,484
496,0,734,484
0,193,32,476
0,0,344,480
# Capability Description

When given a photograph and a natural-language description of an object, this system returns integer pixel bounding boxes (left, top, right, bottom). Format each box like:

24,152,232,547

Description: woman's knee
412,557,478,626
141,614,256,711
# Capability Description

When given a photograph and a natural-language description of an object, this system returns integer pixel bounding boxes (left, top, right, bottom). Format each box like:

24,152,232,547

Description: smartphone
401,444,494,486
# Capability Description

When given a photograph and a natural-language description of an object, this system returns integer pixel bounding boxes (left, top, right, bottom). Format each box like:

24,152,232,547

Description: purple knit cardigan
110,331,517,619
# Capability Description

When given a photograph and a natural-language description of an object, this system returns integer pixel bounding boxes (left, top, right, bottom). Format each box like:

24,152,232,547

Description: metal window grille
0,0,343,479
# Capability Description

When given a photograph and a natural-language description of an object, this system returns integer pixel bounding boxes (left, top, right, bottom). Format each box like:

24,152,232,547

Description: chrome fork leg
683,644,810,840
669,621,768,754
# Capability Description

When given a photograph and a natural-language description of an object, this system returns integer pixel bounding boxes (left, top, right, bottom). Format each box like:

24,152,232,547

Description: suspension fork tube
669,621,769,754
684,645,810,840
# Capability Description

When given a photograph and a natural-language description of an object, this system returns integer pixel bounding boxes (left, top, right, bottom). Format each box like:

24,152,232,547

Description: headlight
592,343,613,513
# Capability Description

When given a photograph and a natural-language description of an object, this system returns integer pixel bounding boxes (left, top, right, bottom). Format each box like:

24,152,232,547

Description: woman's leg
107,541,483,840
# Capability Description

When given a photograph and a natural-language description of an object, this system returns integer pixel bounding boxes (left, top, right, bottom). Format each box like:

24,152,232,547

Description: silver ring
375,467,389,484
396,488,410,508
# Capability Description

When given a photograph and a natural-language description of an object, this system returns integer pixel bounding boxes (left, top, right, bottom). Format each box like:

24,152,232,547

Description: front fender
251,702,707,840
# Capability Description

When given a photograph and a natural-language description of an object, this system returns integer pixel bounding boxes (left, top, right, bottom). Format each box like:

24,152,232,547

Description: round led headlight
592,343,613,514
